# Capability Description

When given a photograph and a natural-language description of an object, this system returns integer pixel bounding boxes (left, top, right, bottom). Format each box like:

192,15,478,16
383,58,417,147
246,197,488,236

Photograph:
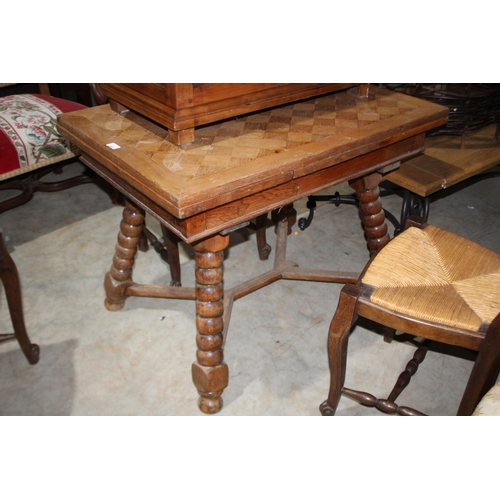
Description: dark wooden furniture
57,85,448,414
97,83,363,145
320,216,500,416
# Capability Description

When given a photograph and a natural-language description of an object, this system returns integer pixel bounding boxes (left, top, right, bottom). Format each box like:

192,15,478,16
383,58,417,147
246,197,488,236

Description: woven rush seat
362,224,500,332
320,216,500,416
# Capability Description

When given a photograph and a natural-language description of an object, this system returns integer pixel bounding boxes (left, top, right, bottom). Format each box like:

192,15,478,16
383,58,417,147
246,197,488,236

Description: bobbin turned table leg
350,172,390,255
104,199,145,311
191,234,230,414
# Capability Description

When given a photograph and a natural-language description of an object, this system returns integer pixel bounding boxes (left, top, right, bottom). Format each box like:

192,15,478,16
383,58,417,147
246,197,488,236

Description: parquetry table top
58,86,447,220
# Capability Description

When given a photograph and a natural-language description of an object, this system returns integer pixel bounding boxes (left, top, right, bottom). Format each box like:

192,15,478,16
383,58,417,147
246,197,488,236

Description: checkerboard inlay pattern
94,91,418,180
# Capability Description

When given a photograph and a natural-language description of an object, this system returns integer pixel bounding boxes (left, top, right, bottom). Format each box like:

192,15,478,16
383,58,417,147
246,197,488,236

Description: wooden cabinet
98,83,361,145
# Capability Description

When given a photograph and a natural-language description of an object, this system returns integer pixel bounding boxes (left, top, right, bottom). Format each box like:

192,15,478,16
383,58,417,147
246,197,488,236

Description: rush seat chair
320,216,500,416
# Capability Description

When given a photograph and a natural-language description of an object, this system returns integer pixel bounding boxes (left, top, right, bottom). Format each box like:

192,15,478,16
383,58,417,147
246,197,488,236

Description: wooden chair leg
457,314,500,416
0,232,39,364
383,339,430,415
383,327,396,343
320,283,360,415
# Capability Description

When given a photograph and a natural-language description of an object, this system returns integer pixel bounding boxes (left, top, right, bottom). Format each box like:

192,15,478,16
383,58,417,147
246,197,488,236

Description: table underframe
102,169,389,414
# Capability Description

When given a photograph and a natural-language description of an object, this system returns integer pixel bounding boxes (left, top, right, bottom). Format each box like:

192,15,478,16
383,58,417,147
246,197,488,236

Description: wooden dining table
57,85,448,414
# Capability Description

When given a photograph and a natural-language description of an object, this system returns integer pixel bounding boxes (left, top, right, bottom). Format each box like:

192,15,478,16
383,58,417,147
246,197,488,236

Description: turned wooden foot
104,200,145,311
350,172,390,255
0,232,39,364
191,234,230,414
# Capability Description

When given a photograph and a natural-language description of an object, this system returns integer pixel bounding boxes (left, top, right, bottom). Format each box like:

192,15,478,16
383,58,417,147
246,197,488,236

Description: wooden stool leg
383,327,396,343
191,234,230,414
320,283,360,415
104,199,145,311
0,232,39,364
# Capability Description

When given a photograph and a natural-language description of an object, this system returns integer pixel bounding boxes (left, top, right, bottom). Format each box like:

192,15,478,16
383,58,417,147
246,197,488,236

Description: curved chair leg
320,283,360,415
457,314,500,416
0,232,39,364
